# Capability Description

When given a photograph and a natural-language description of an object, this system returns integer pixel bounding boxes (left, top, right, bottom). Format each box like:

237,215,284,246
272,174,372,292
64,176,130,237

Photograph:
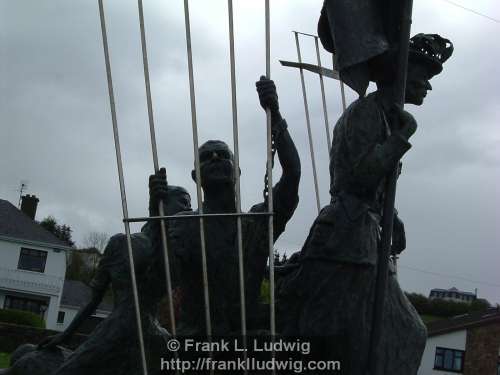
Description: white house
56,279,112,332
429,287,477,304
0,196,71,330
418,308,500,375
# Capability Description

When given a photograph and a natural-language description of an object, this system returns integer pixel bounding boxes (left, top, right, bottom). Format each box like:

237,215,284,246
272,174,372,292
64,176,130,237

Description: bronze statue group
2,2,453,374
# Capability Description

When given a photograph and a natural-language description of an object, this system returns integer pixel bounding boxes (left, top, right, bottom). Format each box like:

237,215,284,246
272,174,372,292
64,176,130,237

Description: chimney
20,194,39,220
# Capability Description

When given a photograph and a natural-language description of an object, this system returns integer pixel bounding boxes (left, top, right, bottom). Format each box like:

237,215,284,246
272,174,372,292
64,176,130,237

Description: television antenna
17,180,29,208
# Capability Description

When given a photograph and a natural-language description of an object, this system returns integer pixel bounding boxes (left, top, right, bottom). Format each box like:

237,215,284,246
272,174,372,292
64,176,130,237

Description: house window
4,295,48,317
434,347,465,372
18,248,47,273
57,311,65,324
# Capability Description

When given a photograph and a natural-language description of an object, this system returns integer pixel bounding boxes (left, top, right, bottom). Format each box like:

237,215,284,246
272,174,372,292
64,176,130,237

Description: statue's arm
270,118,301,233
273,117,301,197
38,237,115,349
256,76,301,237
57,284,107,339
346,101,416,189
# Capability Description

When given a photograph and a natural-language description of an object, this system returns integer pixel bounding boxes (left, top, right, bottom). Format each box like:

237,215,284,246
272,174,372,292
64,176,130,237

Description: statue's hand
256,76,280,115
392,214,406,254
38,333,68,350
149,167,168,215
391,105,417,140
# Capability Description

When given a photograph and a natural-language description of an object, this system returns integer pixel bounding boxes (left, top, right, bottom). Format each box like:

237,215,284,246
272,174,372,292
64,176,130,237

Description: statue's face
405,62,433,106
165,191,191,215
197,141,235,188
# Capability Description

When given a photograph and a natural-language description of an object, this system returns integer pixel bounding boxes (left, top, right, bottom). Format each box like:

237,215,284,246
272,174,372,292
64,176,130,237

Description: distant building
0,196,71,330
429,287,477,303
418,307,500,375
56,279,112,333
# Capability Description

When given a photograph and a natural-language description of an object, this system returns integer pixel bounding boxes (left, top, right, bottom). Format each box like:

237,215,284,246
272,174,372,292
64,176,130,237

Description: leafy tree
39,216,57,234
469,298,491,312
39,215,75,247
65,250,86,282
405,292,491,318
66,249,103,286
273,249,289,267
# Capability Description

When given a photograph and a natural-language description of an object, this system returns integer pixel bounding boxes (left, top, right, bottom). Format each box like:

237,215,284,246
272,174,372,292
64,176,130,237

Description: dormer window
17,248,47,273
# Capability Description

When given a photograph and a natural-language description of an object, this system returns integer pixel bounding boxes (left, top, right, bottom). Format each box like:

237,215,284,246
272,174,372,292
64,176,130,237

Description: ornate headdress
408,34,454,76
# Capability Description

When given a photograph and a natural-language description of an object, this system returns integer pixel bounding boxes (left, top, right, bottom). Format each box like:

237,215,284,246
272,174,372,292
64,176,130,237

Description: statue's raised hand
392,213,406,254
390,105,417,140
149,167,168,215
256,76,279,114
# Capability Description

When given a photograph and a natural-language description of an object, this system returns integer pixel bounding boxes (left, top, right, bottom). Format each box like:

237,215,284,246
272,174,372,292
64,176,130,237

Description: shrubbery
0,352,10,369
406,293,491,318
0,309,46,329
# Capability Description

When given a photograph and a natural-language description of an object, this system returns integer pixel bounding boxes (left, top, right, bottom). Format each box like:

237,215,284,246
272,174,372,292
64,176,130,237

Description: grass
0,352,10,369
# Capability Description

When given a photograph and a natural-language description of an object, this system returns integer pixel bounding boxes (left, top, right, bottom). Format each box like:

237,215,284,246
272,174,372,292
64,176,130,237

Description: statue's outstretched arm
256,76,301,235
38,238,113,349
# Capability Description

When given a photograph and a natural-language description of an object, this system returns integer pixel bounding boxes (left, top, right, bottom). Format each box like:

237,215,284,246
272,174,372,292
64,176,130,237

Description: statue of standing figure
276,6,454,373
148,76,301,336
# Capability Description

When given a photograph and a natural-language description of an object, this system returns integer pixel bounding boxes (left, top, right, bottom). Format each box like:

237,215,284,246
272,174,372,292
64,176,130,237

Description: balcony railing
0,267,64,296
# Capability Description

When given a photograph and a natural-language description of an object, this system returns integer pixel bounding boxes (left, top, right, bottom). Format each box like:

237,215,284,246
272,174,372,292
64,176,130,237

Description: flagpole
367,0,414,374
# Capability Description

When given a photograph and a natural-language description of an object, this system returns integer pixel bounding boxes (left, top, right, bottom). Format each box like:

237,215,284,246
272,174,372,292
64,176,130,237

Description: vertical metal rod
183,0,213,339
367,0,414,373
136,0,177,341
313,37,331,153
334,55,347,111
97,1,148,374
340,81,347,111
227,0,248,362
294,32,321,213
265,4,276,374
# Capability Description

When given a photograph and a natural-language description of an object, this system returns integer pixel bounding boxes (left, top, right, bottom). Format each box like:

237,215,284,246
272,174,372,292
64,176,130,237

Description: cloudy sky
1,0,499,303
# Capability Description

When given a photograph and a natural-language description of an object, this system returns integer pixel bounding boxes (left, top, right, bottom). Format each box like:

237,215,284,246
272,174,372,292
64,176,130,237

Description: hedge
0,309,45,329
405,293,491,318
0,352,10,369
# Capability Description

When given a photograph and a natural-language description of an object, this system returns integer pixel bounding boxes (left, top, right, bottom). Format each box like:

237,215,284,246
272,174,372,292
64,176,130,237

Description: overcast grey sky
1,0,499,303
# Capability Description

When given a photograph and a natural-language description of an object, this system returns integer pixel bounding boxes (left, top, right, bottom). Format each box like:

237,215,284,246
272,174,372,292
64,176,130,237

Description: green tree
406,292,491,318
469,298,491,312
39,215,75,247
65,250,86,282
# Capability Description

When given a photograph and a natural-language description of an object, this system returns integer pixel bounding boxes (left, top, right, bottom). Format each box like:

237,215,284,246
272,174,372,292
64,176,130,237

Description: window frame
17,247,48,273
434,346,465,373
3,295,48,317
57,310,65,324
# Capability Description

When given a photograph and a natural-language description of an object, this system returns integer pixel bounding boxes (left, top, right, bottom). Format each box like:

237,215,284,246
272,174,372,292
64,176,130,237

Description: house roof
427,307,500,337
60,279,113,312
0,199,69,248
430,287,476,297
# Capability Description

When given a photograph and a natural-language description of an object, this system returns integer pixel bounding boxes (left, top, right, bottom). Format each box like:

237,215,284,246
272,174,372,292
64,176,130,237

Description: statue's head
318,11,453,104
192,140,237,189
164,185,191,215
369,33,453,105
405,33,453,105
